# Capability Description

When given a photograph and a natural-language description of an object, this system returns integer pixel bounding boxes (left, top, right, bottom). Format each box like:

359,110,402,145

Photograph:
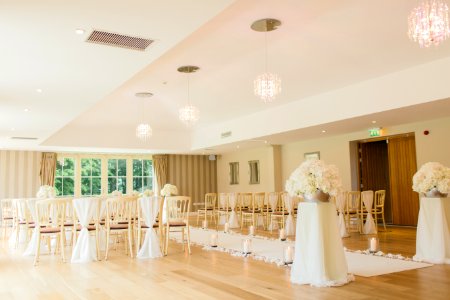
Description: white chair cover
137,196,162,259
291,202,353,287
361,191,377,234
218,194,227,225
23,198,49,256
71,197,99,263
228,193,239,228
284,194,295,236
335,193,349,238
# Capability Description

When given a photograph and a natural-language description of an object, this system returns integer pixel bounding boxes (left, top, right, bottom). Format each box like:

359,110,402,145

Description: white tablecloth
228,193,239,228
361,191,377,234
291,202,354,287
335,193,349,238
137,196,162,259
414,197,450,264
71,197,100,263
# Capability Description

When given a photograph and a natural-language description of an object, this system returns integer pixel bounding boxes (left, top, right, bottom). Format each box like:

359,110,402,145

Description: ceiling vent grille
221,131,232,138
86,30,153,51
10,137,38,140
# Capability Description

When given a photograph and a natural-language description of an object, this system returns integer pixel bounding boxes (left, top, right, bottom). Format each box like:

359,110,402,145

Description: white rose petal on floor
171,227,433,277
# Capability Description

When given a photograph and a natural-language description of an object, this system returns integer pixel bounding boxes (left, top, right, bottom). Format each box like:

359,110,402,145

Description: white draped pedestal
137,196,162,259
71,198,100,263
228,193,239,229
291,202,354,287
414,197,450,264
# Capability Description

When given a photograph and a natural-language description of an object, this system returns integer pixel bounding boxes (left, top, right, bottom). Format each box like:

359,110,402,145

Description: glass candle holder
202,219,208,229
368,237,379,253
283,245,295,264
210,233,218,247
249,225,255,236
224,222,229,233
242,238,252,254
279,228,287,241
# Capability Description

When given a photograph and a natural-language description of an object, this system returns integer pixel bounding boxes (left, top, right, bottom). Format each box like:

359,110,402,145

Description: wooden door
387,135,419,225
359,141,392,223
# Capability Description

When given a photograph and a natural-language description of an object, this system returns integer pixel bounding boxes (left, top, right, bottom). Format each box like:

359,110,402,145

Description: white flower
36,185,57,198
285,159,342,198
140,189,153,197
161,184,178,196
412,162,450,193
111,190,122,197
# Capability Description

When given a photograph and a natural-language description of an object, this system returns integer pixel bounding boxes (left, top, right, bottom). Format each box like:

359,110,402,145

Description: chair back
267,192,280,211
374,190,386,209
72,197,100,225
218,193,229,210
35,199,66,228
105,196,136,227
204,193,217,209
240,193,252,210
165,196,190,223
346,191,361,213
1,199,13,219
253,192,265,212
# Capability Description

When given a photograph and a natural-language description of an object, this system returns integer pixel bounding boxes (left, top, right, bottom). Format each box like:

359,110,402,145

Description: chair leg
105,230,110,261
382,212,386,231
95,229,100,261
196,212,200,226
60,231,65,263
137,227,141,257
164,226,169,256
34,232,41,266
128,228,133,258
186,226,191,254
181,228,185,251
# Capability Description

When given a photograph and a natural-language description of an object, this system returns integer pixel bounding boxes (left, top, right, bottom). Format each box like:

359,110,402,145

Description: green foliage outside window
81,158,102,195
132,159,153,192
108,159,127,193
55,158,75,196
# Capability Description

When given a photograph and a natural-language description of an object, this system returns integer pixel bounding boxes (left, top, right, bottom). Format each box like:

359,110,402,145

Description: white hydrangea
160,184,178,196
36,185,57,198
285,159,342,198
412,162,450,194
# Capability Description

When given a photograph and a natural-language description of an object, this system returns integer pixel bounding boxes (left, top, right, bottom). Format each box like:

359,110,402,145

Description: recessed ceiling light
135,92,154,98
372,120,377,124
75,28,85,35
321,130,326,133
236,145,240,149
11,127,15,131
36,88,42,93
24,108,30,112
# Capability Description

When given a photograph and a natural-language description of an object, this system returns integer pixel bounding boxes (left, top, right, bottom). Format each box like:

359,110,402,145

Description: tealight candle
284,246,294,264
224,222,229,233
210,233,218,247
202,219,208,229
249,225,255,236
279,228,287,241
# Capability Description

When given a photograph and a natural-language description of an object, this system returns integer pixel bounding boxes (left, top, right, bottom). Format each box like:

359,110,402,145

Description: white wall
216,116,450,192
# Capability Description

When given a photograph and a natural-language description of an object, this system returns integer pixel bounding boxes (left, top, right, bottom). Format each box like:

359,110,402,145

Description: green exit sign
369,128,381,137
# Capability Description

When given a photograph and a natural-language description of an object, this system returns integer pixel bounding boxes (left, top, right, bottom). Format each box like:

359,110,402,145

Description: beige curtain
153,154,168,196
39,152,57,186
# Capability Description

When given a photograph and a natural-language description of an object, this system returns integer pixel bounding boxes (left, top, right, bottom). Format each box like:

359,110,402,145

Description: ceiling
2,0,450,154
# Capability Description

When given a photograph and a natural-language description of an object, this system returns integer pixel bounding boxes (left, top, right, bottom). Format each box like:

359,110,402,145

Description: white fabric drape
284,195,295,236
291,202,354,287
8,199,28,248
137,196,162,259
414,197,450,264
228,193,239,228
335,193,349,238
362,191,377,234
71,198,99,263
218,194,227,225
23,198,48,256
268,194,279,230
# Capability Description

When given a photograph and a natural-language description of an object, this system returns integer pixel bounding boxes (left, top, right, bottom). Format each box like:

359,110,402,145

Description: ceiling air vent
221,131,232,138
10,137,38,140
86,30,154,51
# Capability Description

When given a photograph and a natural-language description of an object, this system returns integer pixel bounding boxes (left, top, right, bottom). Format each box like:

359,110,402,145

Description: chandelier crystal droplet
254,72,281,103
408,0,450,47
179,105,200,125
136,123,152,141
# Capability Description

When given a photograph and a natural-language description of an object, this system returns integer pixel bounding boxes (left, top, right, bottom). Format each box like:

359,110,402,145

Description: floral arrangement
285,159,342,198
160,184,178,196
412,162,450,194
36,185,57,198
139,189,154,197
111,190,122,197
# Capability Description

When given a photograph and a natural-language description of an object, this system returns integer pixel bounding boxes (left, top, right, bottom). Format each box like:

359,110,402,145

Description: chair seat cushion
141,223,159,229
272,211,289,215
76,225,97,231
168,221,187,227
40,227,61,234
242,209,261,213
109,224,129,230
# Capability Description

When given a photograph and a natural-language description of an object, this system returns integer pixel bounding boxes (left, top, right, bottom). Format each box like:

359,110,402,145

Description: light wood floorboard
0,220,449,300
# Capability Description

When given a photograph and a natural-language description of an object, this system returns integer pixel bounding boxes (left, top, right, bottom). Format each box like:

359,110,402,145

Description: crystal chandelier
135,92,153,141
178,65,200,126
252,18,282,103
408,0,450,47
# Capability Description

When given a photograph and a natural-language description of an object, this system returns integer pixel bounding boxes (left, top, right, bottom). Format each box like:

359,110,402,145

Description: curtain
39,152,57,186
153,155,168,196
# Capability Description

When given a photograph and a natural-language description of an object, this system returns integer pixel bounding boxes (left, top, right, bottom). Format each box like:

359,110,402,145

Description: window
229,162,239,185
132,159,153,192
81,158,102,196
55,158,75,196
249,160,260,184
108,159,127,193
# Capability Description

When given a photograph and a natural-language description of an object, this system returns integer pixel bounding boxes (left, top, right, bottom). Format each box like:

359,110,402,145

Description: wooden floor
0,220,449,300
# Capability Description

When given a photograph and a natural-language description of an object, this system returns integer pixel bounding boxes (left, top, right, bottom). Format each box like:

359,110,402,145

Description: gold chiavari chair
359,190,374,233
372,190,387,231
238,193,252,220
136,196,162,256
241,192,265,230
270,192,289,232
1,199,14,238
216,193,231,228
164,196,191,255
345,191,361,233
197,193,217,226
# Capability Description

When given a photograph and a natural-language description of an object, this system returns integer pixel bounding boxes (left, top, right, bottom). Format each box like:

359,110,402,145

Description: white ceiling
2,0,450,154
